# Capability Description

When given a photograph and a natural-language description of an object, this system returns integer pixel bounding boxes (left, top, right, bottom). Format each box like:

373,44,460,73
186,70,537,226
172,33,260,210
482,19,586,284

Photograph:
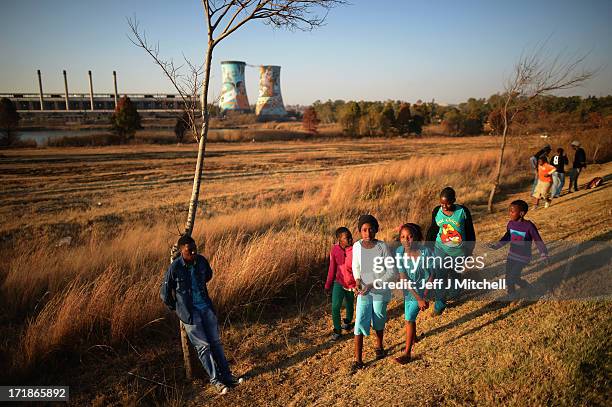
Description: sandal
375,347,386,360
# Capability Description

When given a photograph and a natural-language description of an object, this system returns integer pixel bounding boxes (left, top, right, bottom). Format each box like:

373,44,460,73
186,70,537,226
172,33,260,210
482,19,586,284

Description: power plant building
219,61,250,113
255,65,286,118
7,63,288,118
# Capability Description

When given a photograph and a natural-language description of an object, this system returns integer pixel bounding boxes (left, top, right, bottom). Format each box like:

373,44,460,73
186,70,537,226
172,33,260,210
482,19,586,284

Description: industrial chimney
255,65,286,118
219,61,250,113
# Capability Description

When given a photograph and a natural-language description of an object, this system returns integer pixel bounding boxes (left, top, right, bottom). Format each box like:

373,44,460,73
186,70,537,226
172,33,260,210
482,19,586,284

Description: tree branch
127,17,206,140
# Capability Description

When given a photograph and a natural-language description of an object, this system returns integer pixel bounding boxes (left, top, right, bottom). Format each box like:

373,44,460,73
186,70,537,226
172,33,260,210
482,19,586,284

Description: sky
1,0,611,105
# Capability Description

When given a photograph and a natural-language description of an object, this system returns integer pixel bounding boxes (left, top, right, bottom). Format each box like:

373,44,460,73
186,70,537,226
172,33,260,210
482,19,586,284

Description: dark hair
557,147,564,154
399,223,423,242
440,186,456,202
335,226,351,239
538,156,548,163
510,199,529,214
358,214,379,233
177,234,196,247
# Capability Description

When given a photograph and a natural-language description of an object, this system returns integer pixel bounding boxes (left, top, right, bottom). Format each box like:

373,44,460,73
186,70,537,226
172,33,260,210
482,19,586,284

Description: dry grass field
0,131,610,405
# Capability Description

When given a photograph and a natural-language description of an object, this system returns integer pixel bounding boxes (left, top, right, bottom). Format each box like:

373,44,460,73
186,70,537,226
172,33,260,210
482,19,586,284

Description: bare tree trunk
487,103,510,213
128,0,345,384
184,43,214,236
179,41,215,380
180,322,193,379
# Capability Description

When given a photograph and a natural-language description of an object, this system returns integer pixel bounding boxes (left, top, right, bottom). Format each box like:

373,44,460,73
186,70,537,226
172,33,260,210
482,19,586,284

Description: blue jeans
569,168,582,191
552,172,565,197
183,307,232,385
530,156,538,194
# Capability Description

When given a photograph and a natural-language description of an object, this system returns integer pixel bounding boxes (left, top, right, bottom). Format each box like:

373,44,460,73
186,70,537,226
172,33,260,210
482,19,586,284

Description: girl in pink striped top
325,227,356,341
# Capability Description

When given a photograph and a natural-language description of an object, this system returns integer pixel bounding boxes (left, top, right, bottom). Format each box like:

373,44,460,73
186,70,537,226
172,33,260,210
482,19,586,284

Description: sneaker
330,331,342,342
225,374,244,387
341,321,353,331
375,347,386,360
214,382,229,395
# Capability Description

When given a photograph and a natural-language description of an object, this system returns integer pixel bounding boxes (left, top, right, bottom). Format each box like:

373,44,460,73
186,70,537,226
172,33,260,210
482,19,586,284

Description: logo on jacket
441,224,462,247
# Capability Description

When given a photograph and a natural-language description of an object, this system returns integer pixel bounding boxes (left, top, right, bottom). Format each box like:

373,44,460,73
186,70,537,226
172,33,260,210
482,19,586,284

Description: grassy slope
189,163,612,407
1,137,609,405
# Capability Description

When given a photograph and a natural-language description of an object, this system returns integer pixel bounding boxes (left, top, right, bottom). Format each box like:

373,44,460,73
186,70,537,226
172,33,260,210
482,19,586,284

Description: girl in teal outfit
425,187,476,314
394,223,441,364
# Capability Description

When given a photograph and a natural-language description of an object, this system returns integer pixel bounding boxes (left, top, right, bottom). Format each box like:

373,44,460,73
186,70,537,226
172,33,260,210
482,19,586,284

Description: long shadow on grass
435,240,610,347
236,286,414,378
414,231,611,345
238,315,354,380
436,300,533,348
209,232,611,380
534,172,611,209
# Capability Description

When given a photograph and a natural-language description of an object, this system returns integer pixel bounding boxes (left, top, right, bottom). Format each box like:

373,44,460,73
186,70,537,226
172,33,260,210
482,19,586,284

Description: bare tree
487,44,595,212
128,0,344,380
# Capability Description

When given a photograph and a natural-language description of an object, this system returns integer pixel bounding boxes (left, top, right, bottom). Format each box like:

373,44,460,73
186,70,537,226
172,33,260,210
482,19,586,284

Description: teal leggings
331,282,354,331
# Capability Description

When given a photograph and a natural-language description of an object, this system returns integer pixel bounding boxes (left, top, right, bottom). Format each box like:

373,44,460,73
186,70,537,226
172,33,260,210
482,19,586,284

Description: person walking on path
568,140,587,193
529,144,552,194
551,147,569,198
351,214,397,372
490,199,549,296
533,156,556,209
425,187,476,314
325,227,356,342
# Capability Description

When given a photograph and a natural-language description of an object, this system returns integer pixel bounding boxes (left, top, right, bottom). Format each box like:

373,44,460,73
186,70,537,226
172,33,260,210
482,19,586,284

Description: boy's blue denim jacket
160,254,214,324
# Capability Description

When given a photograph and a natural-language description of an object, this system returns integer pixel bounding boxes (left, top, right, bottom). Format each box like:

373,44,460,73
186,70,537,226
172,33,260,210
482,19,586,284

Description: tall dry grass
208,228,328,314
328,150,511,207
1,226,168,318
0,146,534,376
325,149,522,238
549,129,612,163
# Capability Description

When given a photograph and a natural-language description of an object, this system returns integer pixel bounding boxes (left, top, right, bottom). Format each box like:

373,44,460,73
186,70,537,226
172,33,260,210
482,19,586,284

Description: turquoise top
396,246,433,298
434,206,467,257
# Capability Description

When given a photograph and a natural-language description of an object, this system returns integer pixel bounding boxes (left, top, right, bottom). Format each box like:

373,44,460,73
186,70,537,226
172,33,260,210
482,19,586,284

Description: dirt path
187,163,612,406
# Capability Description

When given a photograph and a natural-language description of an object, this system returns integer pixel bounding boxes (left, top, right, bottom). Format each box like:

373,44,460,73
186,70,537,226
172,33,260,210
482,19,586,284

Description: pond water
17,130,110,146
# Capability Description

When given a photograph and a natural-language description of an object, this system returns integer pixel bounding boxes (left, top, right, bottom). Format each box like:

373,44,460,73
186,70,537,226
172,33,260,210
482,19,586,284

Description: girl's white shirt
352,239,397,295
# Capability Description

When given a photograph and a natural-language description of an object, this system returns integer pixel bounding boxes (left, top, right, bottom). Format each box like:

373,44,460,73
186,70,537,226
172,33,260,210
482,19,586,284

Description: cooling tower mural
255,65,286,117
219,61,250,112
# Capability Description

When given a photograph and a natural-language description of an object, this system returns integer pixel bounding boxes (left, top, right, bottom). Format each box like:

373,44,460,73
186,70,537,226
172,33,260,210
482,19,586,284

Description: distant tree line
0,97,20,146
311,99,433,136
310,95,612,137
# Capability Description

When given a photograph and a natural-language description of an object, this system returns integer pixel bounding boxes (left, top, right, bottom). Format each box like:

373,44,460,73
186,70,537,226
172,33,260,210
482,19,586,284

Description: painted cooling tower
255,65,286,117
219,61,250,112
